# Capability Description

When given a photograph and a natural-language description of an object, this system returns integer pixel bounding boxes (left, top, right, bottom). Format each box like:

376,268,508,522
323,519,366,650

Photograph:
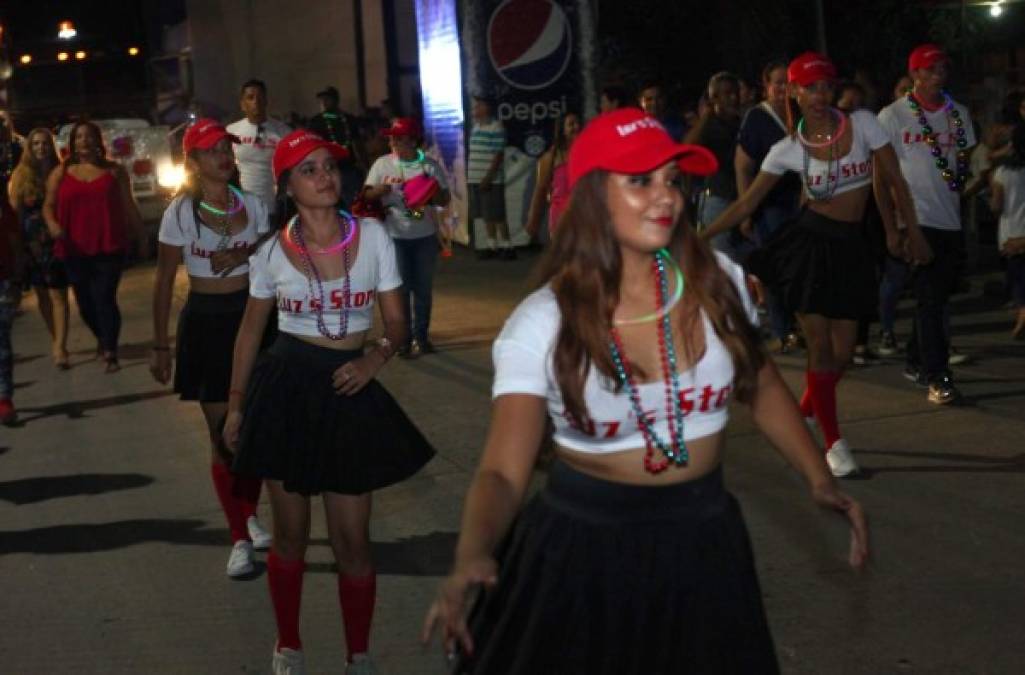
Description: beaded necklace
290,215,356,340
798,109,841,202
283,210,358,255
906,91,970,192
613,252,685,326
199,185,244,217
198,189,239,252
608,249,688,474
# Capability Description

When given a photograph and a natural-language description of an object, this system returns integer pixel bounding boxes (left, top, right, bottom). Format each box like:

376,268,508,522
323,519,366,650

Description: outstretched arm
701,170,782,240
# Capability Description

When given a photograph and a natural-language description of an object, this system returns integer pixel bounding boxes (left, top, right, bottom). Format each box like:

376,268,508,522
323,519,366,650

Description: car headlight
156,162,186,190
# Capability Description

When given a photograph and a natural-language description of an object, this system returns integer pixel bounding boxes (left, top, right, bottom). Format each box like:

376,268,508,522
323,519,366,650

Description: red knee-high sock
806,370,841,449
338,572,376,660
268,551,305,651
210,463,249,542
233,476,262,520
798,386,815,418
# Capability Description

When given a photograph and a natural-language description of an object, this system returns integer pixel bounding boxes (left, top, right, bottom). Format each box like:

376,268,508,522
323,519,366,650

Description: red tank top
55,169,127,258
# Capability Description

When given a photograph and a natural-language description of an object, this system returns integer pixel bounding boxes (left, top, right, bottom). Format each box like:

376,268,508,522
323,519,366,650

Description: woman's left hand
331,354,382,396
811,482,870,570
210,248,247,275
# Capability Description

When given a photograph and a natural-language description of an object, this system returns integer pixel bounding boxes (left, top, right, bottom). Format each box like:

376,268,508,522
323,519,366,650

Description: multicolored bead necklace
608,249,688,474
283,210,358,255
290,214,357,340
906,91,970,192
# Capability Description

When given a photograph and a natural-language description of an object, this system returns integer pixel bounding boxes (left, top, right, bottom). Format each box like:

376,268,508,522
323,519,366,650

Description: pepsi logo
487,0,572,92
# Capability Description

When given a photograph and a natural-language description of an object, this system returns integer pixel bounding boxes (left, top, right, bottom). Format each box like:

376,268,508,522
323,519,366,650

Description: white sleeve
426,158,449,190
491,290,556,399
856,111,890,151
760,137,797,175
157,197,188,247
876,107,903,157
371,222,403,291
247,193,271,234
248,242,277,299
714,251,759,326
365,157,385,186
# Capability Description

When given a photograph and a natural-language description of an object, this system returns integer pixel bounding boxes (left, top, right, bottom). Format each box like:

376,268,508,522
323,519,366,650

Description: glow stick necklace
613,249,685,326
283,210,358,255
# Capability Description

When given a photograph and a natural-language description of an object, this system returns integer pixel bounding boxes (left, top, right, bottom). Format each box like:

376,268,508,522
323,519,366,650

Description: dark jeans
0,282,14,398
64,253,124,354
393,235,438,344
906,228,965,382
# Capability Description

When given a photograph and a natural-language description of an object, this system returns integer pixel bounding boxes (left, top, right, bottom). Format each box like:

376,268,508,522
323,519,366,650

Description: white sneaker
346,654,378,675
247,516,272,551
825,439,860,478
272,646,306,675
226,540,255,577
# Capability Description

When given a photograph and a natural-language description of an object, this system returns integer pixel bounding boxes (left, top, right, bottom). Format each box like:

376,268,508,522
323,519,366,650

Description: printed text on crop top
491,251,759,453
760,110,890,199
248,217,402,337
157,192,269,278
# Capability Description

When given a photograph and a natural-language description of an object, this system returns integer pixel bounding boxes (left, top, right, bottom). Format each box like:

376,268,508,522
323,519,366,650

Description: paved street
2,247,1023,674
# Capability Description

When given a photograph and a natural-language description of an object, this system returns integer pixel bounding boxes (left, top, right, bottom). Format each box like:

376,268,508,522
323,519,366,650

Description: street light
989,1,1003,16
128,46,140,57
19,54,32,65
58,20,77,40
57,52,69,62
74,50,86,60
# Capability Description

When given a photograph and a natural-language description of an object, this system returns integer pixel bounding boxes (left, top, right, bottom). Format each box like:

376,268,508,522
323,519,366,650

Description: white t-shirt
761,110,889,200
877,97,977,231
491,251,759,453
992,165,1025,247
248,217,403,337
157,192,270,278
225,118,292,214
364,153,449,240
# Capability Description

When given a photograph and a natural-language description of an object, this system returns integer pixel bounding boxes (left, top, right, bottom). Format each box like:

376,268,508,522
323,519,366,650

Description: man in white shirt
876,44,976,405
225,79,291,216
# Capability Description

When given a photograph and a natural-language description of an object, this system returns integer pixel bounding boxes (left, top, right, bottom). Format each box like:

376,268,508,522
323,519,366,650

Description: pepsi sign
487,0,572,91
464,0,594,158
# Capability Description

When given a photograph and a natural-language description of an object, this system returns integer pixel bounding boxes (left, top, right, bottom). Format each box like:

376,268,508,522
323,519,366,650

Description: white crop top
492,251,760,453
761,110,890,200
158,192,270,278
248,217,403,337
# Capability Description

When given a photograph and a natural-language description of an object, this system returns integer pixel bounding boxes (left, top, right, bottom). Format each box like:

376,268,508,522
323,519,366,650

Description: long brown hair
63,121,115,168
9,128,59,206
531,170,766,430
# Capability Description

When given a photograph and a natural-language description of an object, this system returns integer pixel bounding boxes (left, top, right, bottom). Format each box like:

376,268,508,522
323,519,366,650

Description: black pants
64,253,124,354
906,228,965,382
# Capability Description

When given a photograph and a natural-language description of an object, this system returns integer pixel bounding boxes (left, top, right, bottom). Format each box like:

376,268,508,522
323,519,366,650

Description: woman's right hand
222,410,244,451
421,556,499,659
149,349,173,384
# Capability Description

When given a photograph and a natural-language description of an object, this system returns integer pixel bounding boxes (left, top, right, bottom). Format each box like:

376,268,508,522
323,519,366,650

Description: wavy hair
9,128,60,206
531,170,766,430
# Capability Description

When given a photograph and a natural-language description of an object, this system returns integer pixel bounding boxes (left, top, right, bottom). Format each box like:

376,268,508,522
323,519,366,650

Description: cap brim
193,131,241,151
604,143,719,178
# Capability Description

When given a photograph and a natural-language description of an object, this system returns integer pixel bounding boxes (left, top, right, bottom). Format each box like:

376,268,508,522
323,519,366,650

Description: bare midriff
188,274,250,294
555,430,726,486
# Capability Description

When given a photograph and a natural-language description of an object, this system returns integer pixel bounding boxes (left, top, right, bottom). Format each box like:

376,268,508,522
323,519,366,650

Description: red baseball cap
567,108,717,189
272,129,350,181
183,118,239,155
382,117,422,138
908,44,948,72
787,52,837,87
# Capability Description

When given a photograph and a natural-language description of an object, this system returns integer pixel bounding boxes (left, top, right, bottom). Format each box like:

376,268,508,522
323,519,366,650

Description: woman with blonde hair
7,127,70,368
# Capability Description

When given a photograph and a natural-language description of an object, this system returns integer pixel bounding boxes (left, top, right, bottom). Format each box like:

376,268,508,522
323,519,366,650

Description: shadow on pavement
305,530,459,577
853,449,1025,478
0,473,155,505
0,519,229,555
12,390,176,425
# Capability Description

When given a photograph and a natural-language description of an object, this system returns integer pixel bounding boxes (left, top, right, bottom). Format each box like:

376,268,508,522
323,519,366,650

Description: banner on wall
461,0,597,248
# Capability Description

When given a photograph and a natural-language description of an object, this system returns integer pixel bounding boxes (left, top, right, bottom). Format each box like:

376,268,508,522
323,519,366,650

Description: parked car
56,118,185,224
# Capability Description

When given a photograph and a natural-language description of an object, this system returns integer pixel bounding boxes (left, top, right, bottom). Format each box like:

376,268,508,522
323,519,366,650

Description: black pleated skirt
232,333,435,495
746,208,877,320
455,462,779,675
173,289,248,403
